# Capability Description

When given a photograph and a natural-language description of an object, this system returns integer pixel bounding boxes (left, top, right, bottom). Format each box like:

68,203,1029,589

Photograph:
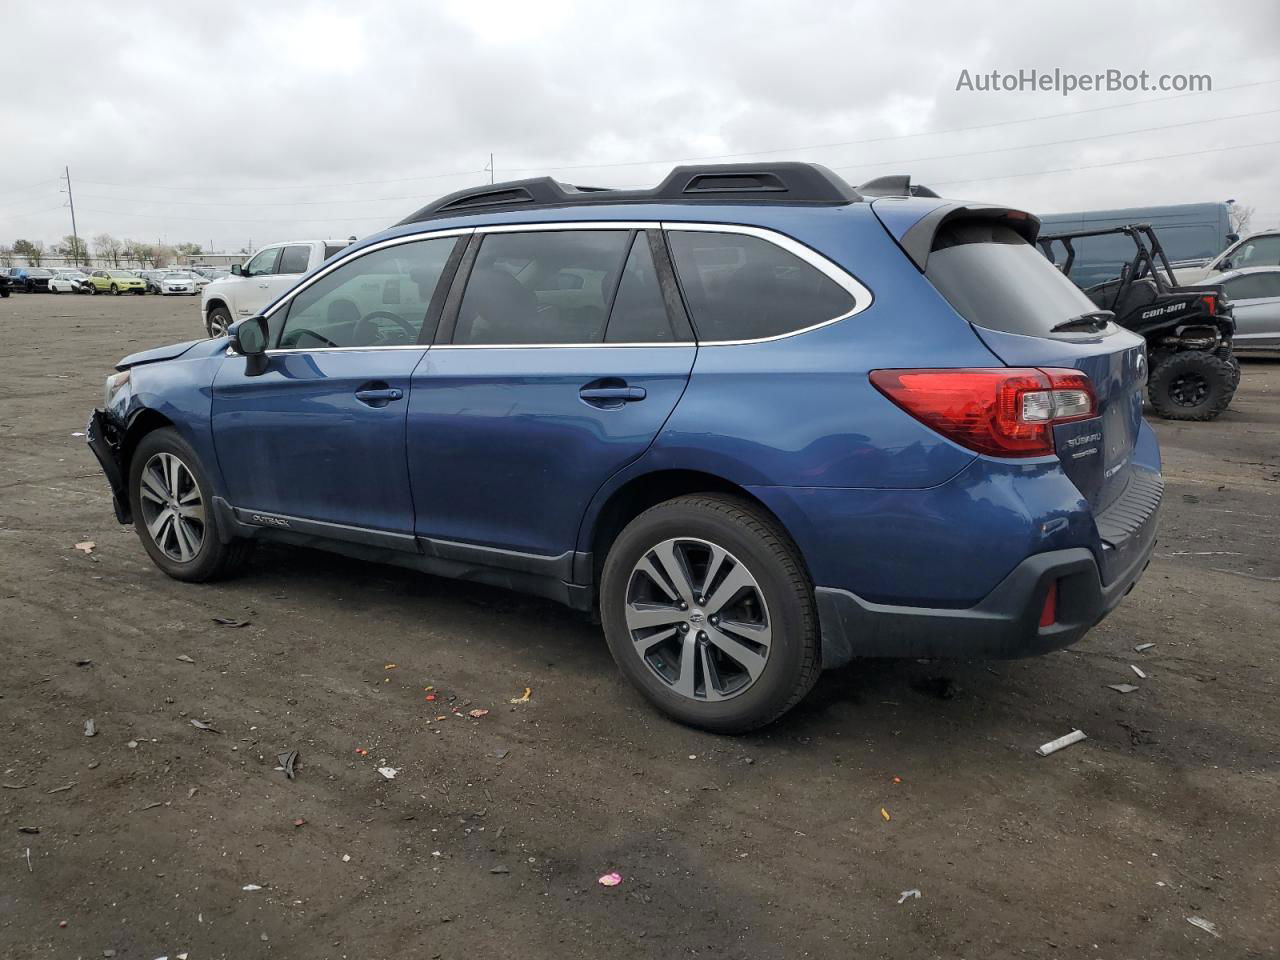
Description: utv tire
128,427,251,582
1148,351,1235,421
206,306,233,338
600,494,821,734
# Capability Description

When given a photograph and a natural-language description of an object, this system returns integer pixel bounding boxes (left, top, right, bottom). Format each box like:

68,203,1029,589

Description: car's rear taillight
1200,294,1217,316
869,368,1097,458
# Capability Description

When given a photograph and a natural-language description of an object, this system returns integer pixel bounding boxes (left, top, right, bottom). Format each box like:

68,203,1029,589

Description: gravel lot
1,292,1277,959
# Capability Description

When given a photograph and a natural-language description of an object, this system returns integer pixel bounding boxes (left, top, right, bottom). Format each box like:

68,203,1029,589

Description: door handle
354,387,404,406
579,386,647,403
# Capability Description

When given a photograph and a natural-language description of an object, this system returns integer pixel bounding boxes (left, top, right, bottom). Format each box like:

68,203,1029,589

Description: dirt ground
0,291,1276,960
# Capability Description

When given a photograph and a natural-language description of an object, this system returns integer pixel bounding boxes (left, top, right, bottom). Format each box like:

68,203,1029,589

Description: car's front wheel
600,494,821,733
206,306,233,338
128,428,251,582
110,283,119,295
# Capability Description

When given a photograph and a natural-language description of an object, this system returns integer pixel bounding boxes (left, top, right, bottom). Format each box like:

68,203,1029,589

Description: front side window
276,237,458,349
1227,236,1280,270
277,245,311,275
667,230,855,341
453,231,631,345
243,247,281,278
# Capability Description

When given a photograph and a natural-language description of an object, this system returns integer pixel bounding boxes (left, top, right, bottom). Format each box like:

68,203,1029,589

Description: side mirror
231,264,243,276
232,315,268,355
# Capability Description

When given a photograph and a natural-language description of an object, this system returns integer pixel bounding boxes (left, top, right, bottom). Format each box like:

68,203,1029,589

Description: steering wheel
354,310,417,345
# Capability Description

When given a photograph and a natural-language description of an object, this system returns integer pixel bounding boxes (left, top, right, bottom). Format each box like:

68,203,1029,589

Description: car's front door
407,227,696,562
211,235,465,540
234,246,282,319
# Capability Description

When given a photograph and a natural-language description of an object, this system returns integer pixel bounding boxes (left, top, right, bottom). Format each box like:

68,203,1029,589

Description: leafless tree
0,244,12,266
1229,203,1255,236
94,233,123,267
13,239,44,266
56,235,90,264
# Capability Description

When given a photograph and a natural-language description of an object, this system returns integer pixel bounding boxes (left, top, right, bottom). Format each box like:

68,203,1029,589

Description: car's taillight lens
1201,294,1217,315
869,368,1097,458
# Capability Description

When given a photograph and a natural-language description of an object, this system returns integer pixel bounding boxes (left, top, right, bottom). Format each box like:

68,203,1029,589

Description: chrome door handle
354,388,404,406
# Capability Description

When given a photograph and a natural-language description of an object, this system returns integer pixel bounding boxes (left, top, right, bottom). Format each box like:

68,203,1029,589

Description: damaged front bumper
86,409,131,524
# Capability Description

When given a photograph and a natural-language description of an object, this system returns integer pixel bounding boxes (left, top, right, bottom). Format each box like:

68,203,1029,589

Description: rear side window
277,245,311,274
1225,273,1280,300
667,231,854,341
927,221,1101,337
454,231,631,345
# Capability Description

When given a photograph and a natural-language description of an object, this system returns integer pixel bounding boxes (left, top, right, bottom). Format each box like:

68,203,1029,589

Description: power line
52,77,1280,196
66,106,1280,211
828,107,1280,174
929,138,1280,188
73,206,398,225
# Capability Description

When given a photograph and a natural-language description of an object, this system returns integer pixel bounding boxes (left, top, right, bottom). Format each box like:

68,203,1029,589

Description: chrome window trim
255,220,871,354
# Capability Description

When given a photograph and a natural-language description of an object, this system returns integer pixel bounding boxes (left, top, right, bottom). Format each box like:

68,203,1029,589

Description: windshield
926,222,1106,337
167,272,193,279
108,271,135,279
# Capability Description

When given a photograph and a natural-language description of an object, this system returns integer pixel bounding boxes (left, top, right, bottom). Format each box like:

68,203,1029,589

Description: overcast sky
2,0,1278,253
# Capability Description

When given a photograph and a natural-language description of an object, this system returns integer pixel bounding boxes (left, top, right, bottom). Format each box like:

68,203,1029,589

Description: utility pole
62,165,82,267
486,153,494,184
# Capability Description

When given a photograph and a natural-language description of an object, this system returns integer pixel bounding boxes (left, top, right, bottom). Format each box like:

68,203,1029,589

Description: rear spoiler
894,202,1041,271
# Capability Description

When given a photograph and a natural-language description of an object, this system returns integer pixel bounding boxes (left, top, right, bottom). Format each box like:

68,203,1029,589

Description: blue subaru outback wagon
87,163,1161,732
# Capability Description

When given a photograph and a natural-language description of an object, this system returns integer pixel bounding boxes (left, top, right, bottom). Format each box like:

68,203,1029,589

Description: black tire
110,283,119,295
1227,354,1242,388
600,494,821,733
1148,351,1235,421
50,285,60,294
127,427,251,582
206,306,233,338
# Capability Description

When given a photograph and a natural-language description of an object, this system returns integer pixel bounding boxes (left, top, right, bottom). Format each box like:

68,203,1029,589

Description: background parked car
1217,266,1280,351
1174,230,1280,284
201,239,351,336
0,269,10,298
138,270,168,294
19,267,55,293
160,270,200,295
86,269,148,295
49,269,92,294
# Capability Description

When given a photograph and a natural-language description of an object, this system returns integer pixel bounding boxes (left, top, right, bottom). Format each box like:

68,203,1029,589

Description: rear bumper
86,409,131,524
816,533,1154,665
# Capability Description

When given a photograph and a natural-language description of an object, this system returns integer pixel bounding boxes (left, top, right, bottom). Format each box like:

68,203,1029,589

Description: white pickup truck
201,239,351,337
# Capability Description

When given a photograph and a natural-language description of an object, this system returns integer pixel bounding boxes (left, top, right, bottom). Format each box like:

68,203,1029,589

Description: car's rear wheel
206,306,233,338
600,494,820,733
128,428,251,582
1148,351,1235,421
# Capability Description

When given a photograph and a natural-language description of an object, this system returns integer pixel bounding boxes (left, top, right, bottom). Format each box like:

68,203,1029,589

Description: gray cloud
2,0,1278,252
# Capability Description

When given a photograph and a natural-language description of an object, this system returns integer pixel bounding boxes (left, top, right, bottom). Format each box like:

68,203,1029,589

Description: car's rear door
211,235,464,539
1224,271,1280,348
406,226,696,562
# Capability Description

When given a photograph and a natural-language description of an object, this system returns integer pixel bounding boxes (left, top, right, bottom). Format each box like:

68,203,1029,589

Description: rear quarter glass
925,222,1103,337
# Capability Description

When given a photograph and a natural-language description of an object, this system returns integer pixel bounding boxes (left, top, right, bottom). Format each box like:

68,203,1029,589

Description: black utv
1038,223,1237,421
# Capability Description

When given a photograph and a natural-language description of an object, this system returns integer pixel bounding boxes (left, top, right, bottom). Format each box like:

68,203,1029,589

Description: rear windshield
925,221,1103,337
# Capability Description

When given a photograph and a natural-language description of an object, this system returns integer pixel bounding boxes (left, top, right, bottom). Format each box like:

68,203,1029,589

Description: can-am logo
1139,301,1188,321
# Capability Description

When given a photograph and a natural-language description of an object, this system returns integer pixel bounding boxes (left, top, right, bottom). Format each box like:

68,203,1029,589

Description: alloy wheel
624,537,771,702
138,452,206,563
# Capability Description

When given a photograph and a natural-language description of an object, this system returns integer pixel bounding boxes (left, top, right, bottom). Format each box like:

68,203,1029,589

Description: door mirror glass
233,316,269,354
231,263,243,276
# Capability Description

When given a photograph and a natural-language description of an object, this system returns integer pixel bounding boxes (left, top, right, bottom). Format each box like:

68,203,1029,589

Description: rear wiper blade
1051,310,1114,333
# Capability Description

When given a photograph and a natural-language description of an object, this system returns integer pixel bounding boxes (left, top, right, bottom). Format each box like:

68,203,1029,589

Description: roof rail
398,162,861,224
856,175,940,199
